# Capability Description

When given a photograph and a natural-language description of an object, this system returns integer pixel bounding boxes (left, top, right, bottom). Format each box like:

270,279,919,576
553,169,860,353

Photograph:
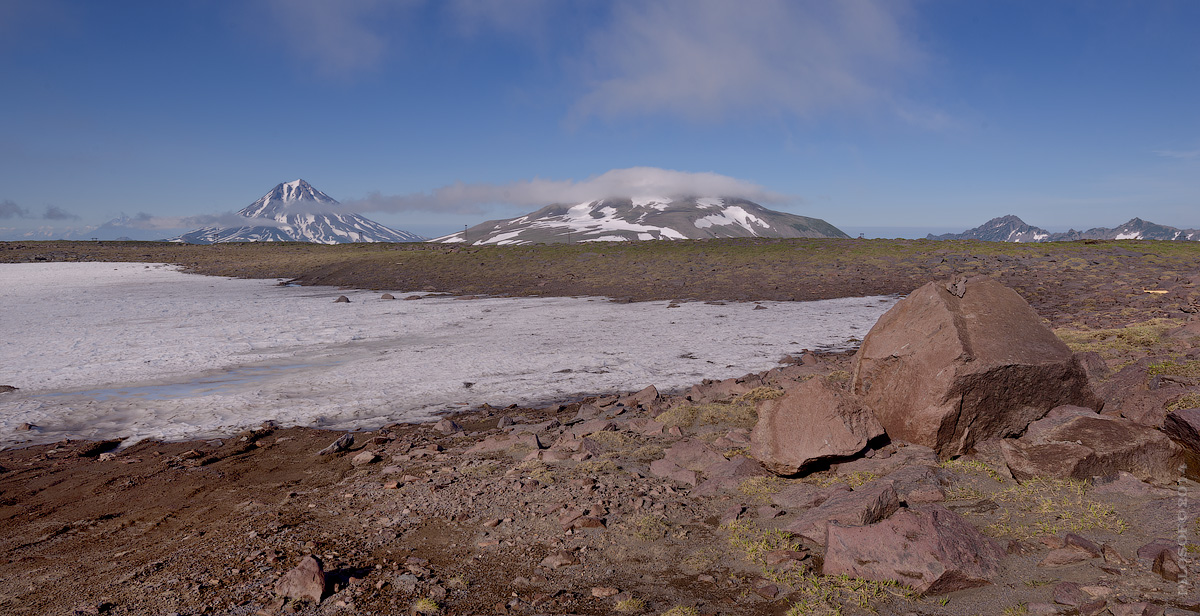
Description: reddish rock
662,439,726,473
750,377,884,475
787,480,900,543
434,418,462,434
649,459,697,486
1154,549,1184,582
1000,413,1184,483
823,504,1006,595
619,385,660,410
275,555,325,603
834,443,938,477
1038,548,1093,567
1054,581,1084,606
466,433,542,454
770,482,849,510
1091,471,1178,499
850,276,1101,458
1163,407,1200,453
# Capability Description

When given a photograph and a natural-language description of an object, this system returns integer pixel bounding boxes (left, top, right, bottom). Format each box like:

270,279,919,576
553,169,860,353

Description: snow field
0,262,896,447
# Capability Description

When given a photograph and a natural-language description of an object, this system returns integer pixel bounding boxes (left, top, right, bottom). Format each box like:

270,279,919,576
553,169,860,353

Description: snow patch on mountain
435,197,847,245
929,215,1200,243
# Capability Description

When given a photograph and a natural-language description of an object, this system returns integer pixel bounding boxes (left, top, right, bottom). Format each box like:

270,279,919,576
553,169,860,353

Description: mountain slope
173,180,425,244
432,197,848,245
929,215,1200,242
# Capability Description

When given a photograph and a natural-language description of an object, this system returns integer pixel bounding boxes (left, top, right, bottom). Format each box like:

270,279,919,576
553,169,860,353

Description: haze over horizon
1,1,1198,240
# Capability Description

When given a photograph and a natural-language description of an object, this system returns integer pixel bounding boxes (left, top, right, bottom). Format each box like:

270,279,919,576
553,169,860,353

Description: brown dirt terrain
2,239,1200,616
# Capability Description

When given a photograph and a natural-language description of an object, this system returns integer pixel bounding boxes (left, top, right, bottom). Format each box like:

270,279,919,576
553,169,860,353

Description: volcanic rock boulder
823,504,1006,595
750,377,885,475
851,276,1101,458
275,555,326,603
1000,410,1184,484
1163,407,1200,453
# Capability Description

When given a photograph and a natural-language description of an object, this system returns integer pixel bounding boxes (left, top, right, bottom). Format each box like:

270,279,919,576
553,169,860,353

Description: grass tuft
615,598,647,613
1148,359,1200,378
412,597,440,615
1055,318,1180,357
985,478,1126,539
738,476,791,501
940,458,1005,482
1169,392,1200,412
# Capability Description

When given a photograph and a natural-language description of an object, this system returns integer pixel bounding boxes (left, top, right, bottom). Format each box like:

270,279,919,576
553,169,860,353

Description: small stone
334,295,350,303
539,551,578,569
1039,548,1093,567
751,579,779,599
318,433,354,456
381,293,395,300
591,587,619,598
98,452,118,462
1103,544,1130,565
434,418,463,434
383,481,399,489
275,555,325,604
1064,533,1101,557
1154,549,1184,582
1053,581,1083,606
351,450,378,466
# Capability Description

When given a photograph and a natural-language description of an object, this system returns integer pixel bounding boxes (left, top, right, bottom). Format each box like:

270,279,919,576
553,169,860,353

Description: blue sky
1,0,1198,240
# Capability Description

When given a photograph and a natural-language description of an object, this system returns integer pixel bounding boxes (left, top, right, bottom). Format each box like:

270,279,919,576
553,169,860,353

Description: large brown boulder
750,378,884,475
823,504,1006,595
851,276,1102,458
1000,409,1184,484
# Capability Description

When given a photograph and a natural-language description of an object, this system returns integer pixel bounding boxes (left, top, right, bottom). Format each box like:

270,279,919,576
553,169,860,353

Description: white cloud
1153,149,1200,160
571,0,925,122
255,0,401,76
343,167,789,214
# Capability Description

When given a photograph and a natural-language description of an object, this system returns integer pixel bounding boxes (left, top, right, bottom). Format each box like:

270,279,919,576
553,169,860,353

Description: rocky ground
2,240,1200,616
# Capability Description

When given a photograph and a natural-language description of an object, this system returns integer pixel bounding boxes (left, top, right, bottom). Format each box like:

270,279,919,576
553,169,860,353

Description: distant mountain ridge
432,197,848,245
929,215,1200,242
173,180,424,244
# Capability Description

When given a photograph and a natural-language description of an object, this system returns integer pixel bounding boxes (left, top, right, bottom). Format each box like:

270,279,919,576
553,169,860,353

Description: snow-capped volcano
928,215,1200,242
173,180,425,244
432,197,848,245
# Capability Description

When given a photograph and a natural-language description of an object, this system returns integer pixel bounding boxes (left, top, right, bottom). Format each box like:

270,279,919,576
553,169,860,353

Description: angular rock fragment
317,433,353,456
750,377,884,475
1000,412,1183,483
1163,407,1200,453
823,504,1006,595
434,418,462,434
275,555,325,603
851,276,1102,458
661,439,726,473
787,480,900,543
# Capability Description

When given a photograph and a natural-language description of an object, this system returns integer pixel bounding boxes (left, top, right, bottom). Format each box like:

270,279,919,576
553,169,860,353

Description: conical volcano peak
173,178,426,244
239,179,339,218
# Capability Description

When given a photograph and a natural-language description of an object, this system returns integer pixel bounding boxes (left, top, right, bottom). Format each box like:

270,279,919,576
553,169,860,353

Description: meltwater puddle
33,362,336,402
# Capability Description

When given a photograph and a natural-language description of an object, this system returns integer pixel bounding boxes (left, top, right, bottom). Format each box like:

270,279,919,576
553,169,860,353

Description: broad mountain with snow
929,215,1200,242
173,180,424,244
432,197,848,245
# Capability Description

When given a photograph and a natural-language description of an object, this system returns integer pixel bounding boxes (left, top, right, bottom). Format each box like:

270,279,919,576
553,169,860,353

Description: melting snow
1115,232,1142,240
692,206,767,233
0,263,897,447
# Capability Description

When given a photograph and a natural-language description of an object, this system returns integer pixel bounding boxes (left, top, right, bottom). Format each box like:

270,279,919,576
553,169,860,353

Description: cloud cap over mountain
344,167,791,215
